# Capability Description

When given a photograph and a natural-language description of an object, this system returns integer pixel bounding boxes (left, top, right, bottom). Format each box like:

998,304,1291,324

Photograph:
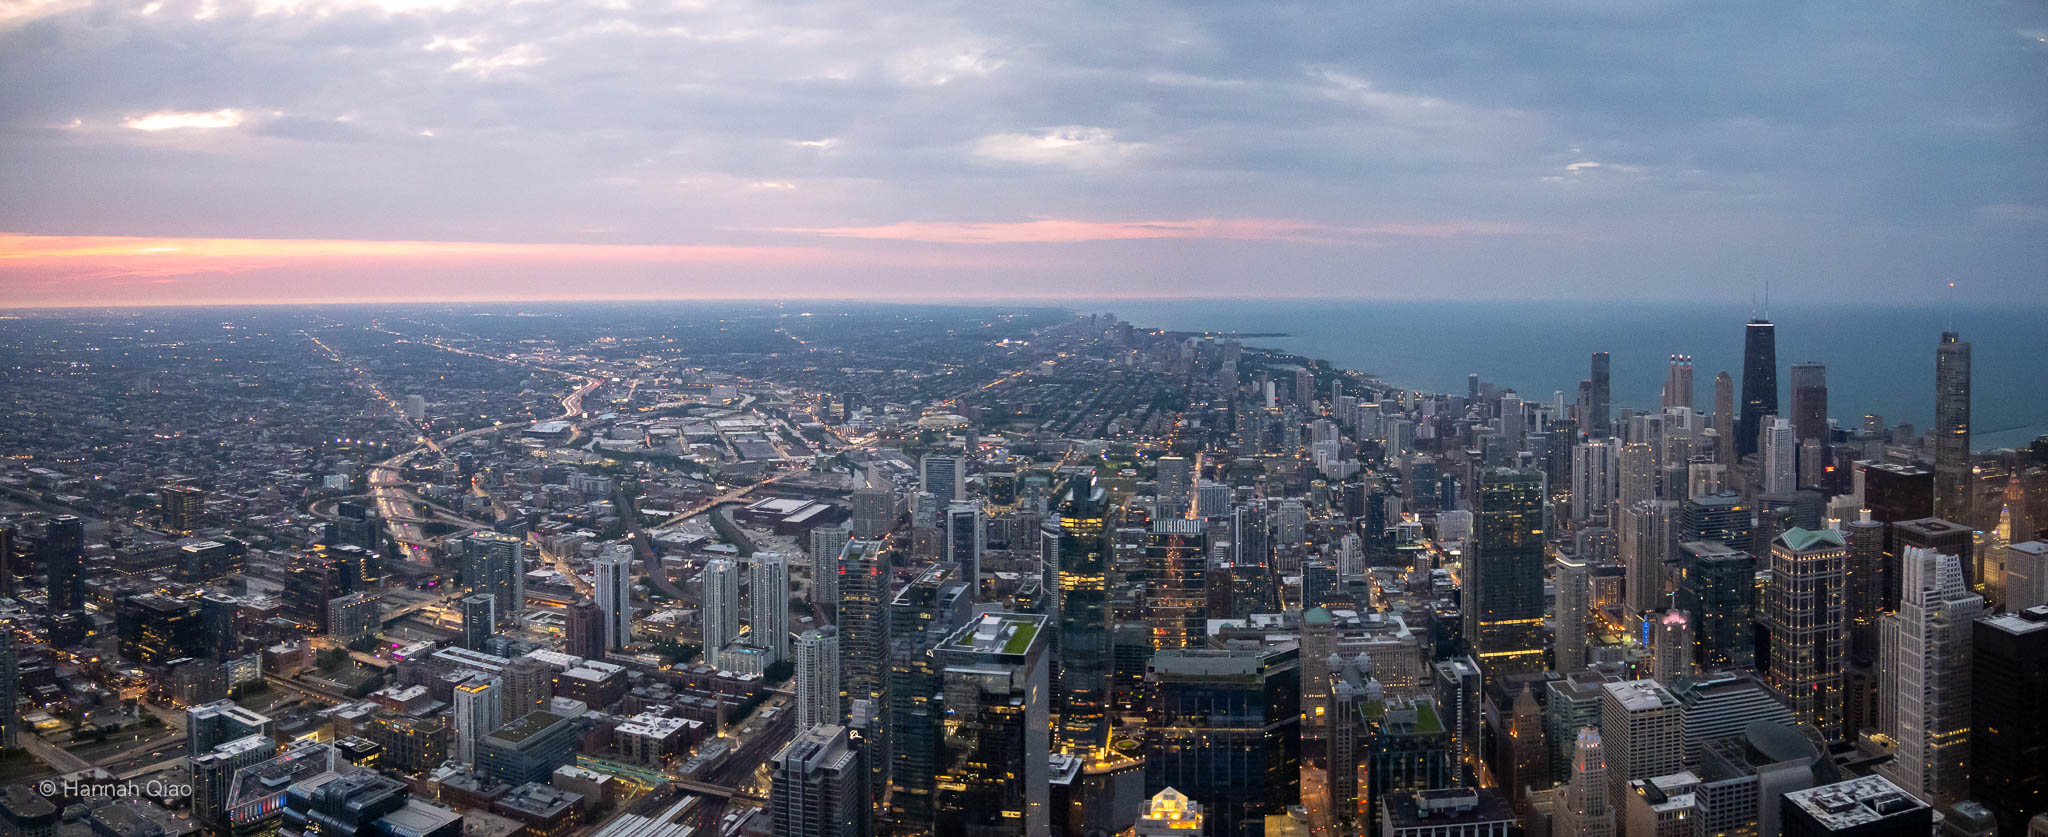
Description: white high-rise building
1555,554,1591,672
1761,416,1797,496
1554,727,1614,837
750,553,791,663
809,526,851,607
1573,440,1618,522
452,676,501,765
1878,547,1982,807
919,453,965,507
794,627,841,732
593,546,634,651
2005,541,2048,611
1620,500,1674,622
1275,498,1307,550
701,558,740,668
1600,679,1683,815
1618,442,1659,507
769,724,865,837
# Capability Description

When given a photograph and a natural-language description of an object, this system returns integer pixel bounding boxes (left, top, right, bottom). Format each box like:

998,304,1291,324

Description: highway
264,674,348,705
20,732,90,773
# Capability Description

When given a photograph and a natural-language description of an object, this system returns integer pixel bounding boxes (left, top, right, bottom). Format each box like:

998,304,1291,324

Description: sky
2,0,2046,307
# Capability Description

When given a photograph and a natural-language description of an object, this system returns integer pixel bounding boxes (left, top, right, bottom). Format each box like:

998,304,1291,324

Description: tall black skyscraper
1933,331,1971,523
1053,476,1113,755
1589,352,1611,438
1738,318,1777,459
1971,607,2048,836
1788,362,1828,443
1466,469,1547,681
40,515,84,613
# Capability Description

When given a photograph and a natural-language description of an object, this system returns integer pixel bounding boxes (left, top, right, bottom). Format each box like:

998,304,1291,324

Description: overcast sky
2,0,2045,306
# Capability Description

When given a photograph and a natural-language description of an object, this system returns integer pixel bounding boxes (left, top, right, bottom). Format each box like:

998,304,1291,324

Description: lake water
1105,299,2048,451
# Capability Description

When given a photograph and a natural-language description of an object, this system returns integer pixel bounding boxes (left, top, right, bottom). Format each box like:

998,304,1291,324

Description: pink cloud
0,232,846,279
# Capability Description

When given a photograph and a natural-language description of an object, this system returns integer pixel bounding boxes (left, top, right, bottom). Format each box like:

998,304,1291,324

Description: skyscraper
41,514,84,613
1554,728,1614,837
1621,500,1674,623
835,537,891,805
1468,469,1547,680
934,613,1050,837
1053,476,1114,755
1148,645,1301,837
592,546,633,652
0,628,18,748
943,501,984,593
1765,528,1848,738
1762,416,1799,496
563,598,604,661
161,483,207,533
770,724,866,837
500,656,553,720
452,677,501,765
1663,355,1694,412
1572,440,1617,523
886,563,972,833
1878,547,1980,807
1600,679,1683,816
190,734,277,832
464,531,526,625
1648,609,1693,687
1618,442,1659,508
796,627,841,732
1675,541,1756,673
809,525,850,606
1971,607,2048,836
1144,518,1208,651
460,593,495,651
920,452,964,507
749,552,790,662
1843,510,1888,733
700,558,739,666
1712,371,1737,465
1934,331,1972,523
1589,351,1612,438
1555,554,1591,672
1845,511,1887,663
2006,540,2048,611
850,485,895,539
1788,362,1828,443
1154,455,1194,519
1738,318,1777,460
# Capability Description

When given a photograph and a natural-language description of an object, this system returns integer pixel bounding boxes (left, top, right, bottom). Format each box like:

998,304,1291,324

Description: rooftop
1775,527,1845,552
1784,775,1928,829
485,711,569,746
944,612,1046,656
1604,679,1678,711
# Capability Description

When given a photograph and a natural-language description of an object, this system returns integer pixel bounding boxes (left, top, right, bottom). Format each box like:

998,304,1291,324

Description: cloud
972,127,1149,168
448,43,542,77
763,217,1539,245
2,0,2045,302
1974,203,2048,224
123,109,246,131
0,232,838,274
